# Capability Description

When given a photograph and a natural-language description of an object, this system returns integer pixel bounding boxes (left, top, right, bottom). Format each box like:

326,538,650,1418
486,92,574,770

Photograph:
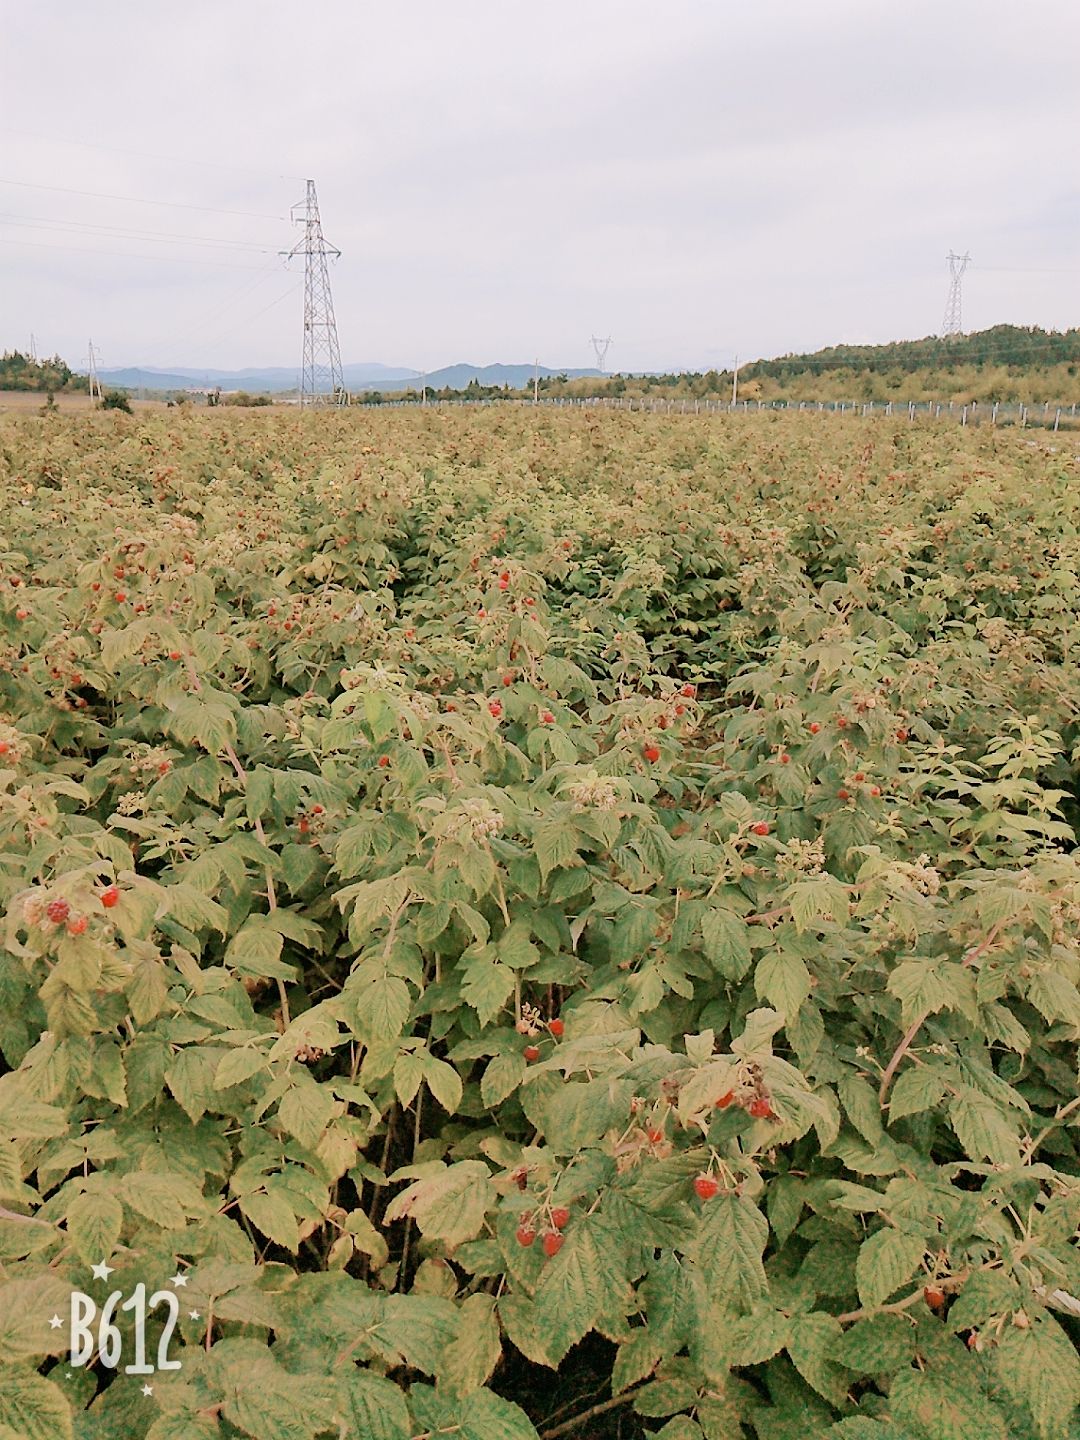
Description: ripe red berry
643,743,661,763
809,721,821,734
524,1045,540,1062
548,1017,564,1037
715,1090,735,1109
488,700,503,719
66,915,89,936
524,597,535,607
680,683,695,698
693,1174,720,1200
100,885,120,908
674,704,685,717
169,650,182,661
837,788,850,800
477,607,486,618
896,727,909,742
542,1232,564,1258
114,592,126,603
0,742,7,755
378,755,390,768
748,1097,775,1120
779,753,790,764
515,1224,536,1247
750,821,770,836
15,608,28,620
924,1284,945,1311
870,785,881,797
298,818,310,834
91,582,101,592
46,899,70,924
500,571,510,583
646,1127,664,1144
540,710,554,725
836,716,848,729
502,673,513,686
853,772,865,782
498,579,509,590
550,1206,570,1230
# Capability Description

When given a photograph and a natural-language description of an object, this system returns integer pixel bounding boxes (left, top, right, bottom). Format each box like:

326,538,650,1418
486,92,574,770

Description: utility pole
28,333,37,362
590,336,612,374
533,357,540,405
732,355,739,407
283,180,346,407
86,340,102,402
942,251,971,337
416,368,427,406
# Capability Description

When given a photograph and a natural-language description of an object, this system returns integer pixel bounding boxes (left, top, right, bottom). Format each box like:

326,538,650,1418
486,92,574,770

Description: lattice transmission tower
283,180,347,407
590,335,613,373
86,340,102,402
942,251,971,337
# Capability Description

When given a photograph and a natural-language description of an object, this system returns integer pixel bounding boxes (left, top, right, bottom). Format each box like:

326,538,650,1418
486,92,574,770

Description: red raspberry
748,1097,775,1120
542,1232,564,1258
46,898,70,924
66,915,88,936
550,1206,570,1230
515,1225,536,1247
643,743,660,763
488,700,503,719
751,821,770,836
524,1045,540,1062
693,1174,719,1200
715,1090,735,1109
548,1018,564,1037
100,885,120,908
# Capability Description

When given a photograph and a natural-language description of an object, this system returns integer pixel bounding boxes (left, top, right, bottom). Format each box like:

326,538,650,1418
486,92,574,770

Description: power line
3,125,304,184
0,175,285,221
590,335,613,373
0,212,277,253
0,234,270,270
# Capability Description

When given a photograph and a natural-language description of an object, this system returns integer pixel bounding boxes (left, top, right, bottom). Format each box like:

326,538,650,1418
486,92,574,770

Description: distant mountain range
89,362,602,395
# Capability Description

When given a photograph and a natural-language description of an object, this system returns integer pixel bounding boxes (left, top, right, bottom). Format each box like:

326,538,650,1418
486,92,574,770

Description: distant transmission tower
283,180,346,407
590,335,613,373
942,251,971,337
86,341,102,402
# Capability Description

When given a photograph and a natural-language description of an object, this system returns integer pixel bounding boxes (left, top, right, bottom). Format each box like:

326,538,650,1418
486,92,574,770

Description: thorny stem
539,1386,647,1440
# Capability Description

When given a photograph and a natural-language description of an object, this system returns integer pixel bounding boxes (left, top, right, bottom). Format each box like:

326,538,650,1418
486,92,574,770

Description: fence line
365,394,1078,431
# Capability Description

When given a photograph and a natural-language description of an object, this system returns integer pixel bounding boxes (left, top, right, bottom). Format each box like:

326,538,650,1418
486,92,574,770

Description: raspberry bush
1,406,1079,1439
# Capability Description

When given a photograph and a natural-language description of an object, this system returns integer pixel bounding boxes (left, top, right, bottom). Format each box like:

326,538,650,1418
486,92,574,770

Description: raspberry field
2,406,1080,1440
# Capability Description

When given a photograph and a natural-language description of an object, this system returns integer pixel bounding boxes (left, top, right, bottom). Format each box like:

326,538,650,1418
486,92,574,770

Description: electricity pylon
86,341,102,402
283,180,346,407
942,252,971,337
590,335,612,373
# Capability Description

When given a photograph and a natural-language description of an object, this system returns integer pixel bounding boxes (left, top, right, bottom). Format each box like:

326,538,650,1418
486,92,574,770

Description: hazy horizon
2,0,1078,376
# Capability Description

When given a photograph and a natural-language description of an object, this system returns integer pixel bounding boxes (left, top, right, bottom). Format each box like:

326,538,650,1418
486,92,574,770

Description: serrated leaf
0,1371,72,1440
856,1227,926,1308
383,1161,495,1248
994,1318,1080,1440
340,1370,411,1440
755,946,812,1017
691,1194,769,1313
887,1065,947,1122
481,1052,526,1108
889,1369,1009,1440
438,1293,501,1398
65,1189,122,1264
423,1055,463,1114
701,907,752,980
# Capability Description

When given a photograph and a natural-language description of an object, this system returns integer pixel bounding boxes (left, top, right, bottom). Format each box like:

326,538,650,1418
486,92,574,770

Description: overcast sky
1,0,1077,375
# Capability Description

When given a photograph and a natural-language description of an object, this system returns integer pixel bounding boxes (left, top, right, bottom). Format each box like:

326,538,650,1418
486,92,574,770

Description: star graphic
49,1314,63,1330
188,1309,201,1321
141,1384,154,1397
170,1272,188,1288
91,1261,114,1281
